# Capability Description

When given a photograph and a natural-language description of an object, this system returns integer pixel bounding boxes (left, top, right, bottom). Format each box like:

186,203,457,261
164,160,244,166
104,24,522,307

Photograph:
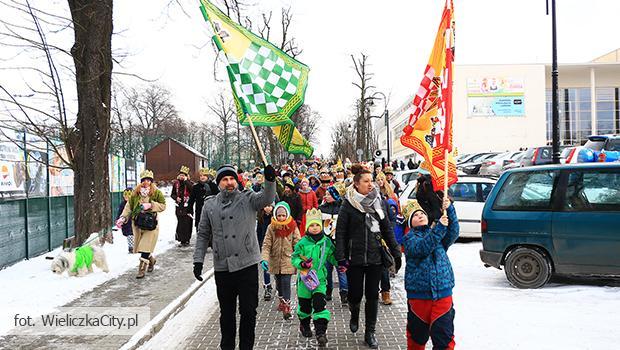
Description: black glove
264,164,276,182
394,255,402,274
193,262,203,281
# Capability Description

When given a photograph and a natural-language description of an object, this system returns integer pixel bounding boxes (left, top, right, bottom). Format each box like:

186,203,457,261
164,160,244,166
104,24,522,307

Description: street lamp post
368,92,390,163
548,0,560,164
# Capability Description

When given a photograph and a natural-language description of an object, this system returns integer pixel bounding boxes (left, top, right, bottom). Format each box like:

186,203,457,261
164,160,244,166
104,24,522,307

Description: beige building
376,49,620,159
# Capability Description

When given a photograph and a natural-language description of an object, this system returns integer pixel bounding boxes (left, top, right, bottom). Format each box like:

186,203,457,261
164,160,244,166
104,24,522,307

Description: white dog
51,244,109,277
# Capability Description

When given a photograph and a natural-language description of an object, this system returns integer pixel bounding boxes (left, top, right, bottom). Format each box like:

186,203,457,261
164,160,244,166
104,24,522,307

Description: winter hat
140,170,154,182
216,164,237,184
274,201,291,220
402,200,427,227
305,208,323,232
326,186,341,202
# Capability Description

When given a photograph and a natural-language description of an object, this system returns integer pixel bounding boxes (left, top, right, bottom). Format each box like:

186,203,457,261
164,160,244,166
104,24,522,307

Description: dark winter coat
116,200,133,236
256,211,272,247
188,180,219,227
335,198,401,267
318,199,341,216
282,192,303,224
171,179,194,216
407,159,415,170
403,204,459,300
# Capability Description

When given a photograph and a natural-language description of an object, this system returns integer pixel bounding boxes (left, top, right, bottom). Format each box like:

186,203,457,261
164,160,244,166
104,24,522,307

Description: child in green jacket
292,208,338,347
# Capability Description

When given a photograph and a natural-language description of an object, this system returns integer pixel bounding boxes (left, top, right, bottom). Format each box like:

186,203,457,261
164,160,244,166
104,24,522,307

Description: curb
119,268,215,350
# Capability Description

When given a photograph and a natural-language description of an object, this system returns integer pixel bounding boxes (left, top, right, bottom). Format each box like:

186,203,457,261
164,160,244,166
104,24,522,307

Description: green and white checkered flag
199,0,313,157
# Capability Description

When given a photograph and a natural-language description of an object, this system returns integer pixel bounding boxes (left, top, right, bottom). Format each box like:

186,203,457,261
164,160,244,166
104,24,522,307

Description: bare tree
351,53,376,160
208,92,235,163
124,84,178,156
330,119,356,161
0,0,114,244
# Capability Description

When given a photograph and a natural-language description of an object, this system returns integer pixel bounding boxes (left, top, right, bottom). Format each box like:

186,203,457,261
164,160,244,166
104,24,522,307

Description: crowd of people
115,157,460,349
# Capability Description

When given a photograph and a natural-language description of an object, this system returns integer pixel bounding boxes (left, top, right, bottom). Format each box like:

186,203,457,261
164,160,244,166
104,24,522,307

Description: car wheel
504,247,552,289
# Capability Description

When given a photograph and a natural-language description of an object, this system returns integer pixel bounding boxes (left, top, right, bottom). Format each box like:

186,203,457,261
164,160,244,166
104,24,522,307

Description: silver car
479,151,523,177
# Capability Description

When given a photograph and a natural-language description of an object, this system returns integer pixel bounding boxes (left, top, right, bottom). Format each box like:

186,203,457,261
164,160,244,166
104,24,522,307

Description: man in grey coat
193,163,276,350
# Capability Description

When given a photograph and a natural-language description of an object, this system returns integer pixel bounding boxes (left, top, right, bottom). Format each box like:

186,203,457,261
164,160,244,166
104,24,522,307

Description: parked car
501,152,526,172
457,152,494,165
394,169,426,186
560,146,582,164
458,153,500,175
399,176,497,238
581,135,620,162
519,146,558,167
479,151,523,177
479,163,620,289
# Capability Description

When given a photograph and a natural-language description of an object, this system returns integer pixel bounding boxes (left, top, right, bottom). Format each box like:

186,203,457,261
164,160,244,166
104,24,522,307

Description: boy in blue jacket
402,197,459,350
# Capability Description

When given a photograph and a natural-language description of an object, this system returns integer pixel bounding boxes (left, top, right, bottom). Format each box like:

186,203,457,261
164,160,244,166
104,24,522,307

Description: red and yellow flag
400,0,456,191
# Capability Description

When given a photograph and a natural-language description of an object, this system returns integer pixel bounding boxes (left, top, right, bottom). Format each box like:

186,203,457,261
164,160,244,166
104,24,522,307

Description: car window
493,171,557,210
480,183,494,202
563,170,620,211
560,148,574,158
584,139,606,151
469,153,490,162
606,139,620,152
401,172,417,184
538,148,551,159
448,183,477,202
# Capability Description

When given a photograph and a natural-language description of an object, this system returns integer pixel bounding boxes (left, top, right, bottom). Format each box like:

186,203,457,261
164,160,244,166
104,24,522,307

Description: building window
546,87,619,145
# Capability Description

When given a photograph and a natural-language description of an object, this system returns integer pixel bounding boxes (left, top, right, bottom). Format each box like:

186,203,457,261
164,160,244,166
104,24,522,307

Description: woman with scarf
298,177,318,236
335,164,401,349
260,202,301,319
116,170,166,278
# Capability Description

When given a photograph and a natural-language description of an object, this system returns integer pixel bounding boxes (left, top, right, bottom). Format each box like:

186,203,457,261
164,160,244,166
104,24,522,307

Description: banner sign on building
467,77,525,116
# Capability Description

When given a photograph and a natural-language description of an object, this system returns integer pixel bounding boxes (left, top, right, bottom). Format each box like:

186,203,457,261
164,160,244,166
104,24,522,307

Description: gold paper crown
305,208,323,231
140,169,154,181
333,182,346,196
402,200,426,226
179,165,190,175
199,168,210,176
383,166,394,174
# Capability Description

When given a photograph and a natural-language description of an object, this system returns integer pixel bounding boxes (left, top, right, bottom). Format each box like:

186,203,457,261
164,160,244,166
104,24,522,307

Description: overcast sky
7,0,620,157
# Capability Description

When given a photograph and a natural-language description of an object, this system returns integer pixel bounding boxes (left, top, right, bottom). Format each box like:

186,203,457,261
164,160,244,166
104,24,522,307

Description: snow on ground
452,242,620,349
0,192,178,336
139,272,219,350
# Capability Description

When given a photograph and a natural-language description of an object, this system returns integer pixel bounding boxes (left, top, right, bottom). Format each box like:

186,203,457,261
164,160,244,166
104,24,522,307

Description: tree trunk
68,0,113,245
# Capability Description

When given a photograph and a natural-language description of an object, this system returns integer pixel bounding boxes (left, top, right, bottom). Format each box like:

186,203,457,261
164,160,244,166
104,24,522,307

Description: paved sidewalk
0,237,212,350
184,272,409,350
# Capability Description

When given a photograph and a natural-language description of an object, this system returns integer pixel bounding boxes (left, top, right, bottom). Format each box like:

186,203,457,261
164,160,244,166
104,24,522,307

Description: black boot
325,287,332,301
349,302,360,333
364,299,379,348
299,317,313,338
314,319,328,347
263,285,273,301
340,290,348,305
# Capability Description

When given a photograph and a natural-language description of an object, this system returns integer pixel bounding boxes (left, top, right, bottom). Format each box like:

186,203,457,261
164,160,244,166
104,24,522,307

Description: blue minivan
479,163,620,288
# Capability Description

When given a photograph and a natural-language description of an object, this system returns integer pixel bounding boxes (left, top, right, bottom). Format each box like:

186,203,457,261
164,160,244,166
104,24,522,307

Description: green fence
0,192,123,269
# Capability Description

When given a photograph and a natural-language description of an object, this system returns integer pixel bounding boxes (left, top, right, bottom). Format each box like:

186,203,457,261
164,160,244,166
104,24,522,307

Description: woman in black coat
335,165,401,349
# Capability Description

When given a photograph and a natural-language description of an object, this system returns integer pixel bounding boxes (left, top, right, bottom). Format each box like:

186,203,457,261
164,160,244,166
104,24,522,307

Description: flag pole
443,148,449,217
245,113,268,166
